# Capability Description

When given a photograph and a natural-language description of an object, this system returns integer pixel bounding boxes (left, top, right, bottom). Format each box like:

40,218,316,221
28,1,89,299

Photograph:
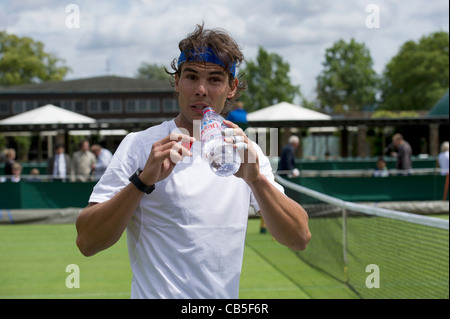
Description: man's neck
174,115,201,140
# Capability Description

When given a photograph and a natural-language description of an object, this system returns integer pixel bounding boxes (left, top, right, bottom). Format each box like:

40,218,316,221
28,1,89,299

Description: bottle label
201,119,221,142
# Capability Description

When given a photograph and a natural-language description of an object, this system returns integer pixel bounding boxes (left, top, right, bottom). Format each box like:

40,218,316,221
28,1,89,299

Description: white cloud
0,0,448,98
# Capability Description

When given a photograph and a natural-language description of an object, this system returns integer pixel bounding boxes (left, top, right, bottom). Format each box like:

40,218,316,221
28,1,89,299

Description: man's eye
186,74,196,80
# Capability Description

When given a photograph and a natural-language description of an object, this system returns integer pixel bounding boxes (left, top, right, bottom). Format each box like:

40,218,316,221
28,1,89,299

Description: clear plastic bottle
201,107,241,177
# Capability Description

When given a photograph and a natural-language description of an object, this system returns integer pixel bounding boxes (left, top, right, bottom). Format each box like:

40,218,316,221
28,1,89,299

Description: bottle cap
202,107,214,115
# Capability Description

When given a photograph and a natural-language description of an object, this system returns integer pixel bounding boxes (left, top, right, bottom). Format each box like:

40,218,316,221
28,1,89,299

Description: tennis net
276,175,449,299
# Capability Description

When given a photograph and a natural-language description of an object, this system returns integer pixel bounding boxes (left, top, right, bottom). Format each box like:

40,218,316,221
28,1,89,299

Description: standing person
76,24,310,299
437,141,449,176
277,135,300,177
391,133,412,176
90,144,113,180
47,144,71,181
226,101,248,130
3,148,16,176
72,139,96,181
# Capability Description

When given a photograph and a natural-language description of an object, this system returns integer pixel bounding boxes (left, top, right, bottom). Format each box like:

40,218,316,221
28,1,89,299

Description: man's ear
227,78,238,99
174,73,180,92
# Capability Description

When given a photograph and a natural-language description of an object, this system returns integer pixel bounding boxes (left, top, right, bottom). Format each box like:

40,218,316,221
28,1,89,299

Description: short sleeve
249,142,285,213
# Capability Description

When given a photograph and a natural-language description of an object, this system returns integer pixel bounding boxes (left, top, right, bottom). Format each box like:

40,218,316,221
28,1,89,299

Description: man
226,101,248,130
47,144,71,181
90,144,113,180
437,141,449,176
277,135,300,177
76,24,310,299
391,133,412,175
72,139,96,181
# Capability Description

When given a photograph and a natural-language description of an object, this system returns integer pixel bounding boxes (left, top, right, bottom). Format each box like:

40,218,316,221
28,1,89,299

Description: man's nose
195,81,207,96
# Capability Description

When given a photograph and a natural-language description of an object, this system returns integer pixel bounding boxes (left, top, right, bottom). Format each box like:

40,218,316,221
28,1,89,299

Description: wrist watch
129,168,155,194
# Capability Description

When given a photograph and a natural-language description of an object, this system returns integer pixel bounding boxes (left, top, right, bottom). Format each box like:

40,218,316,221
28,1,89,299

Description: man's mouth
190,104,209,114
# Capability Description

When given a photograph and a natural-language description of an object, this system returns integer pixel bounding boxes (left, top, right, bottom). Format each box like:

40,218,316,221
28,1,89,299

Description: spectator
226,101,248,130
437,141,449,176
90,144,113,180
3,148,16,176
72,139,96,182
278,135,300,177
391,133,412,176
373,156,389,177
10,162,22,183
28,168,41,182
47,144,71,181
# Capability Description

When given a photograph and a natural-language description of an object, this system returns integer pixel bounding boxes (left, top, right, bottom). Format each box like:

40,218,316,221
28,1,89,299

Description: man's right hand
139,133,195,186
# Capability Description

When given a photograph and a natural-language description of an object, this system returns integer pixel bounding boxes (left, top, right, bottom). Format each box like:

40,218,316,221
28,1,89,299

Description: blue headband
178,48,237,77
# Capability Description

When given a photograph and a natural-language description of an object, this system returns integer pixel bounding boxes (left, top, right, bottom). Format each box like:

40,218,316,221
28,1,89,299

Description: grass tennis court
0,218,357,299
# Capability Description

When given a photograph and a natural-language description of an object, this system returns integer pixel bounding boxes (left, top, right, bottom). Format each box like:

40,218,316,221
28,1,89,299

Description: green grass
0,219,356,299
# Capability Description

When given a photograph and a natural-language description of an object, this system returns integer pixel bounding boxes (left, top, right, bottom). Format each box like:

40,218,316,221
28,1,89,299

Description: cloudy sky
0,0,448,100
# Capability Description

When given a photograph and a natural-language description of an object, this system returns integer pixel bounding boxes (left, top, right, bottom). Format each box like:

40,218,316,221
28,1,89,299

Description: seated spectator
373,156,389,177
10,162,22,183
28,168,41,182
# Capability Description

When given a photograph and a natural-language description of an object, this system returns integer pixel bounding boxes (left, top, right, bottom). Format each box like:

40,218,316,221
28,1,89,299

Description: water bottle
201,107,241,177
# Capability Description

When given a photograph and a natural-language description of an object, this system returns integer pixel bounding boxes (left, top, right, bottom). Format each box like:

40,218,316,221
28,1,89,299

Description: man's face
174,62,237,129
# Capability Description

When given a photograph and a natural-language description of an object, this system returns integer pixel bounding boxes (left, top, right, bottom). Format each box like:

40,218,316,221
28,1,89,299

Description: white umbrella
0,104,97,159
0,104,96,125
247,101,331,121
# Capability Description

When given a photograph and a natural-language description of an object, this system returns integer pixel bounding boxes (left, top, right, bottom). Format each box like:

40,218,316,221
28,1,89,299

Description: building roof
428,90,449,117
0,75,174,94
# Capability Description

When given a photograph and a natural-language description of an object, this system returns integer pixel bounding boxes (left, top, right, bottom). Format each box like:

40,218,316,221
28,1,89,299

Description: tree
239,47,301,112
135,62,171,81
316,39,379,113
0,31,71,86
380,31,449,111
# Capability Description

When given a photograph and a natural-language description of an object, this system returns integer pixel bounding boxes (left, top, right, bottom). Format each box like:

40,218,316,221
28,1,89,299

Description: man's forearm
76,183,144,256
247,174,311,251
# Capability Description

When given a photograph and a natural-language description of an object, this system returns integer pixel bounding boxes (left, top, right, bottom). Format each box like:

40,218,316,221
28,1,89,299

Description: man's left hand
222,119,260,184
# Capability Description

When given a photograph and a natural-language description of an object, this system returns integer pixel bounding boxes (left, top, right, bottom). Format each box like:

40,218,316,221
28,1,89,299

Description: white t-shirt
438,151,449,176
89,119,284,299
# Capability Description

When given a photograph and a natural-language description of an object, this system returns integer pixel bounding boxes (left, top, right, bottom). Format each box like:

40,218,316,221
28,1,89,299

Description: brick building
0,75,179,159
0,75,178,122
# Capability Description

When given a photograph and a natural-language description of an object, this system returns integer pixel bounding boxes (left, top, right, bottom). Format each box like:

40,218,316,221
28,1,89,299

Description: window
0,101,9,114
88,99,123,114
59,100,85,112
125,99,160,113
163,98,179,113
12,100,38,114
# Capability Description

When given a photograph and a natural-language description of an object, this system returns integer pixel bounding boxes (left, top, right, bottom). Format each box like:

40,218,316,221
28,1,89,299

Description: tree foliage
380,31,449,111
135,62,171,81
0,31,71,86
239,47,300,112
316,39,379,113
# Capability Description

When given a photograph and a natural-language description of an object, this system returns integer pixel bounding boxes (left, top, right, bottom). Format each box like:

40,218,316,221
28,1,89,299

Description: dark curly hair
167,23,247,115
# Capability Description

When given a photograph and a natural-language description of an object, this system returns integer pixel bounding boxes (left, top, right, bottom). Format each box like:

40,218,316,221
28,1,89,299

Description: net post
342,206,348,284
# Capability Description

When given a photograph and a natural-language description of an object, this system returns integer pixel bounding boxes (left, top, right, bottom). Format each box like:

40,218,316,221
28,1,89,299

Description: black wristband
129,169,155,194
